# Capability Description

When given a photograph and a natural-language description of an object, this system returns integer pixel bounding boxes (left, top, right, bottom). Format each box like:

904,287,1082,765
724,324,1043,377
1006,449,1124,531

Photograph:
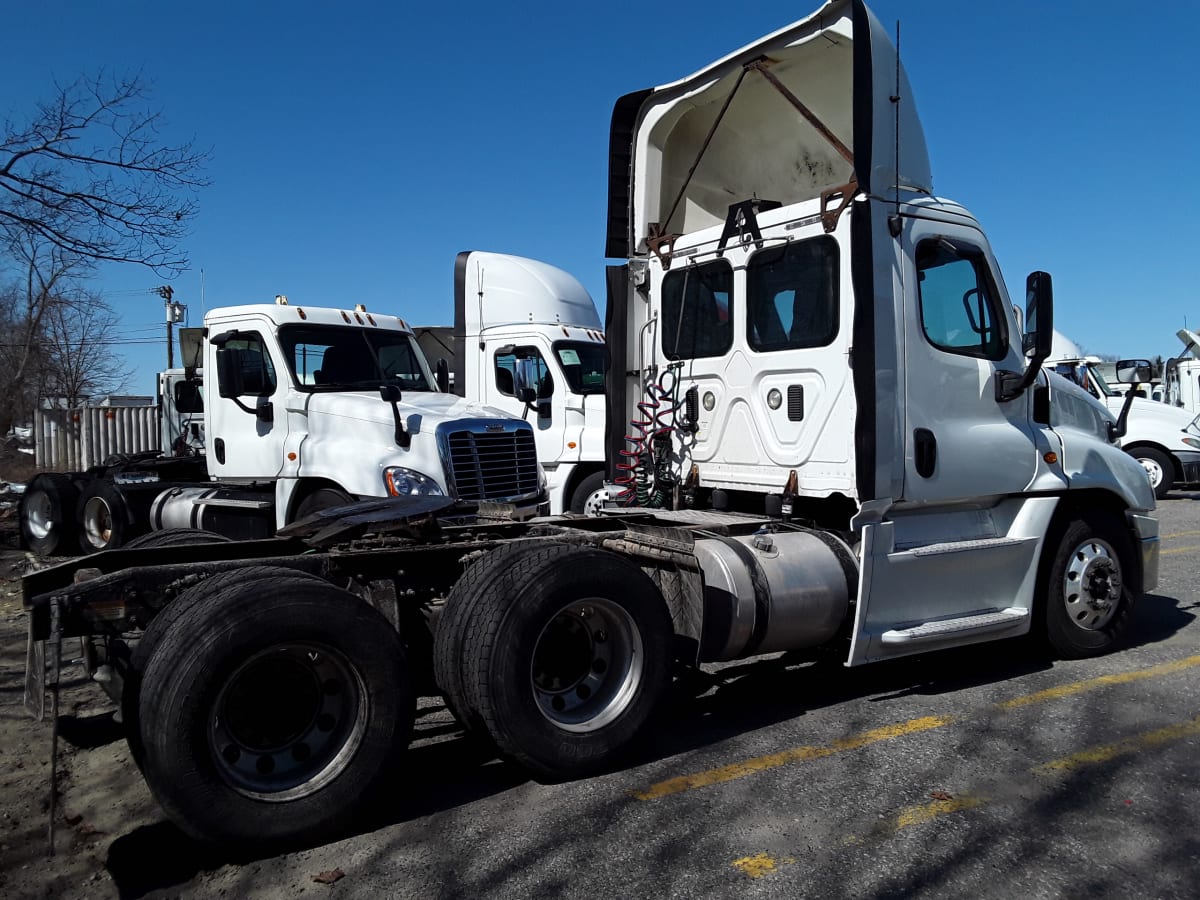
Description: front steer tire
459,545,673,780
138,577,414,846
1039,511,1138,659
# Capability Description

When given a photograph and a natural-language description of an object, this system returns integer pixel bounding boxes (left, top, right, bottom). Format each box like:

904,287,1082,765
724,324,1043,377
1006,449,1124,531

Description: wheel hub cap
1063,539,1122,630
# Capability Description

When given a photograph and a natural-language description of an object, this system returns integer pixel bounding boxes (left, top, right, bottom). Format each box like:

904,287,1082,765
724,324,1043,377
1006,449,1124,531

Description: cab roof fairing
605,0,932,259
454,251,602,336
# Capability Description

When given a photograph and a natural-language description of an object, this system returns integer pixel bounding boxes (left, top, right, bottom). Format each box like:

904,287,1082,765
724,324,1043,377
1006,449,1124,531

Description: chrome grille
443,425,539,501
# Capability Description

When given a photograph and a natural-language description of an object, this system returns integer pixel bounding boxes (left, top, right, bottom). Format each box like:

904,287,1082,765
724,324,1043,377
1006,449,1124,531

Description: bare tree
41,289,132,407
0,70,209,275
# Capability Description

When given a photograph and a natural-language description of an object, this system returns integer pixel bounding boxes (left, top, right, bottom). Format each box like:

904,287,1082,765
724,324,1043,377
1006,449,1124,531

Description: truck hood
299,390,513,429
606,0,930,255
1104,394,1196,431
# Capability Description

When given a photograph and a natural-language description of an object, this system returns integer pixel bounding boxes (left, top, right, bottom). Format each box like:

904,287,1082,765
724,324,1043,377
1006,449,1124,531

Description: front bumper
1175,450,1200,485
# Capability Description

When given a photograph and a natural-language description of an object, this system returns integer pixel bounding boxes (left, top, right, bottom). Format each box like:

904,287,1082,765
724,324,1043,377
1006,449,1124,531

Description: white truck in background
22,0,1160,851
19,297,545,554
415,251,608,514
1048,332,1200,498
1163,328,1200,415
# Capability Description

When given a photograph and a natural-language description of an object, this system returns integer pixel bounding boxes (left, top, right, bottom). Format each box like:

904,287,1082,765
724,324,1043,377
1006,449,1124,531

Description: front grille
443,426,539,501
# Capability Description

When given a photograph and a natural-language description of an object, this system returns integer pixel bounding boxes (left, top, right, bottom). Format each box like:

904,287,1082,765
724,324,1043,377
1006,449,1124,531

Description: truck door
899,218,1038,501
490,344,565,464
207,329,289,479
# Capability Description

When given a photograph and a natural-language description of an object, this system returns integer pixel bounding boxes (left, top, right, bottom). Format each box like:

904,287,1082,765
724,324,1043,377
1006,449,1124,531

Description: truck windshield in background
278,324,435,392
553,341,606,395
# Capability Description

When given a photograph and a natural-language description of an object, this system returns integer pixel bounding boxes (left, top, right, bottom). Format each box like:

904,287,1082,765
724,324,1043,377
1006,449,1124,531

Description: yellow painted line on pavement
1162,530,1200,539
731,852,795,879
731,712,1200,880
1033,714,1200,775
894,793,987,830
631,716,953,800
637,655,1200,802
1160,545,1199,556
997,654,1200,710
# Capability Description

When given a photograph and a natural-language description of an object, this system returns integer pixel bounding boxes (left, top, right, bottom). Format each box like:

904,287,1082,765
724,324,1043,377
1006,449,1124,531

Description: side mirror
435,358,450,394
1023,271,1054,360
215,347,245,399
514,358,538,404
996,271,1054,403
1115,359,1154,384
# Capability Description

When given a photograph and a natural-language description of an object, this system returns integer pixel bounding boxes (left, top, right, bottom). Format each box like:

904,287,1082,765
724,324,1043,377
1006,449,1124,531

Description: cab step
880,607,1028,646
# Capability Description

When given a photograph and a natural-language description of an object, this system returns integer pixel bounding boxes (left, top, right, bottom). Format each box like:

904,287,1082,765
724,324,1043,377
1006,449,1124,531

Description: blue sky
2,1,1197,393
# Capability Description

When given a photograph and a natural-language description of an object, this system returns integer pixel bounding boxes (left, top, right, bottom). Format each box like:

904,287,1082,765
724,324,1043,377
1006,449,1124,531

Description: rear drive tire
122,565,325,768
459,545,673,779
1039,512,1138,659
432,541,565,734
19,474,79,556
123,528,233,550
138,577,413,846
76,479,136,553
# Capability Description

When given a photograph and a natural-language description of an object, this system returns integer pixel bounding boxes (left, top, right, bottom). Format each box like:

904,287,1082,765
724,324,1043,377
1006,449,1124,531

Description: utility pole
155,285,185,369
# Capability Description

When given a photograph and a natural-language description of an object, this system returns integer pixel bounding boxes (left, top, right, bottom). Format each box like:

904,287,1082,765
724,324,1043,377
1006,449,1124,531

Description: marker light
767,389,783,410
1043,451,1058,465
702,392,716,411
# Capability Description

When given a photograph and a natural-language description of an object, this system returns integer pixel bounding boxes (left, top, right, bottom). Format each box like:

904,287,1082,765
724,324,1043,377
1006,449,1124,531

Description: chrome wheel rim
25,491,54,540
582,486,609,517
210,643,367,800
530,597,643,733
1138,456,1164,489
1062,537,1122,631
82,496,114,549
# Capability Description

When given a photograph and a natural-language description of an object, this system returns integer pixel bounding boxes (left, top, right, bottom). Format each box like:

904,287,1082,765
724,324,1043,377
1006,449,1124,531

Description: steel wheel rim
26,491,54,540
1138,456,1164,489
82,496,114,549
582,487,608,516
209,642,367,801
1062,537,1122,631
530,596,643,733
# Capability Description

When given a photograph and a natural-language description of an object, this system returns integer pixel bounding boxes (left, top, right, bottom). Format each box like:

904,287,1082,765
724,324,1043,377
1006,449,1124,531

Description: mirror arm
1108,388,1137,442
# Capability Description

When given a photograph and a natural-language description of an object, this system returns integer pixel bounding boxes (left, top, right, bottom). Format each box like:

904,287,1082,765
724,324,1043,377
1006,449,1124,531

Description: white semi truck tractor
415,251,608,515
23,0,1158,851
19,297,546,554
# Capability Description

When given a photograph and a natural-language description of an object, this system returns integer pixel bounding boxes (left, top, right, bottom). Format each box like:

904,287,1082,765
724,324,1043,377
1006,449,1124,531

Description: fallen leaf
76,824,104,837
62,813,82,827
312,868,345,885
930,791,953,802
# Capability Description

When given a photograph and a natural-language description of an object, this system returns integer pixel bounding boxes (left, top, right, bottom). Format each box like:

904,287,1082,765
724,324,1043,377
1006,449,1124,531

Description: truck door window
553,342,606,395
224,333,277,395
661,261,733,360
746,236,838,351
916,239,1007,360
495,347,553,398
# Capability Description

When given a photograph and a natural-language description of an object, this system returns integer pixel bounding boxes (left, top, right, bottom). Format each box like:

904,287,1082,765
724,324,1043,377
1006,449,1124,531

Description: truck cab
192,298,546,532
604,0,1158,661
416,252,608,514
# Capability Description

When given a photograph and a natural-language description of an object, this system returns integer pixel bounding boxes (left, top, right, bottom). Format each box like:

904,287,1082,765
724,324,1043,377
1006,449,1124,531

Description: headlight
1183,437,1200,450
538,463,547,492
383,467,445,497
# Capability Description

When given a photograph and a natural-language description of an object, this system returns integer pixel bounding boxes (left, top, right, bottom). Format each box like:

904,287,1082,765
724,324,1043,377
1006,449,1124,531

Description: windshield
278,325,435,392
553,341,606,395
1084,364,1117,398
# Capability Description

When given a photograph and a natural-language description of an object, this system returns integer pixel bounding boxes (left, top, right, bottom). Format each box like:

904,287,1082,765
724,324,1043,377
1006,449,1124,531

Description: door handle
914,428,937,478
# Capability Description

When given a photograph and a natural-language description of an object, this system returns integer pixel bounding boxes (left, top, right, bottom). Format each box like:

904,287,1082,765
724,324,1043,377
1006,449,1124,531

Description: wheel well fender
283,478,352,524
1040,490,1142,597
564,464,605,503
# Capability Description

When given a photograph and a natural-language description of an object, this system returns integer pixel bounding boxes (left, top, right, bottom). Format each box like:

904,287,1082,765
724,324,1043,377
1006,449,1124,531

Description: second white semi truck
415,251,608,515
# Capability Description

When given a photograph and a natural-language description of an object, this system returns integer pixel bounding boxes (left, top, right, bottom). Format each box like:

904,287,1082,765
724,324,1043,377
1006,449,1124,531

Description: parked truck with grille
415,251,609,515
23,0,1159,851
18,296,546,555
